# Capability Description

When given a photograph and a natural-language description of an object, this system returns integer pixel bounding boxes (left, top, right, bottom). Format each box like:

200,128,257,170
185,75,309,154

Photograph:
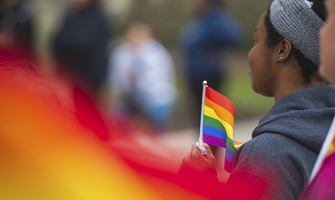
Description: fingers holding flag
179,142,217,176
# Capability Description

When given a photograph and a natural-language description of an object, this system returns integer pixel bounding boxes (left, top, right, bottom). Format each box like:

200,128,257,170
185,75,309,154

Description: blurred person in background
0,0,34,56
109,22,176,134
52,0,111,141
53,0,110,96
181,0,244,159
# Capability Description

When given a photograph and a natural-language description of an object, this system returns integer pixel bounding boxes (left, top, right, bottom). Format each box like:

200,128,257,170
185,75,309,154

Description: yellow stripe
204,105,233,139
328,144,334,156
205,97,234,128
328,138,335,156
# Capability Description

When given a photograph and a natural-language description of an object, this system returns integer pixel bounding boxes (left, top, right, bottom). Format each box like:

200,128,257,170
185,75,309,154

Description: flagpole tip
203,80,208,86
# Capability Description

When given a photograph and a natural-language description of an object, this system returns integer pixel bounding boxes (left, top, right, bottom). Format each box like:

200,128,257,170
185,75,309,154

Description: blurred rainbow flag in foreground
201,85,243,173
0,65,207,200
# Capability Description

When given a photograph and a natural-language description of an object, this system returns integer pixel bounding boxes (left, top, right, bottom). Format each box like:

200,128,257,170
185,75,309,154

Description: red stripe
205,87,234,117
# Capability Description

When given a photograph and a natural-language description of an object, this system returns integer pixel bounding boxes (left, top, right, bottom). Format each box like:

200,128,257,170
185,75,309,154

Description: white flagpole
199,80,208,146
309,115,335,185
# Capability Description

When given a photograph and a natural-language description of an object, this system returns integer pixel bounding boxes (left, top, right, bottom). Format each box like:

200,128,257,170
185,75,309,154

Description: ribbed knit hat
270,0,324,65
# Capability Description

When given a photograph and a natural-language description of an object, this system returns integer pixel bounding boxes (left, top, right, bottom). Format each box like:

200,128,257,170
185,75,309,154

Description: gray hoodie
227,85,335,200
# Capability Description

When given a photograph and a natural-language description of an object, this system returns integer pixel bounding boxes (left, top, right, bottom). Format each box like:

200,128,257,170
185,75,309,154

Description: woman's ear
277,39,292,62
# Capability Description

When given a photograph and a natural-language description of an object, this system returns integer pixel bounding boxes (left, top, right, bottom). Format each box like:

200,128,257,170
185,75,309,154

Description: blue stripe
224,160,233,173
225,147,235,163
203,124,227,141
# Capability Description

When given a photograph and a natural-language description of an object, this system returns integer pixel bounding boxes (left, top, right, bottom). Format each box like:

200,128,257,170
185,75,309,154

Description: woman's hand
178,142,217,177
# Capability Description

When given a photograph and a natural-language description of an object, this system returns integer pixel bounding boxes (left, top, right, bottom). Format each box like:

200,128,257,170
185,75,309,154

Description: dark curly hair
264,0,326,83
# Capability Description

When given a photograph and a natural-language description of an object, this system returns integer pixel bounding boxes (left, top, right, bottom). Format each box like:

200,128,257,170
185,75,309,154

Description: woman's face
319,0,335,84
248,12,276,96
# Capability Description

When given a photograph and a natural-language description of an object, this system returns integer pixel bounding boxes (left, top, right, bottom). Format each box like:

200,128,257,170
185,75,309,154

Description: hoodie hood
252,85,335,153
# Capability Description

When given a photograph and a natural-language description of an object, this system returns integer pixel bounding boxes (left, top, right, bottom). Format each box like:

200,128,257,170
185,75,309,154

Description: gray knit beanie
270,0,324,65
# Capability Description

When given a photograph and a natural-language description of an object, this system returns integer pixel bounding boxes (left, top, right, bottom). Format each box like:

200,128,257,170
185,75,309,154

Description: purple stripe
203,134,226,148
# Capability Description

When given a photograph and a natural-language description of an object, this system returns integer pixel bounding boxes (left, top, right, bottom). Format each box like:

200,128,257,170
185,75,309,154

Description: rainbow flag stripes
203,87,243,173
327,137,335,156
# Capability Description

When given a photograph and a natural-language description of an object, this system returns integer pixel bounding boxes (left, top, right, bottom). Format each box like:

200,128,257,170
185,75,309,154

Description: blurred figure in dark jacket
182,0,244,116
0,0,34,55
53,0,110,95
53,0,111,141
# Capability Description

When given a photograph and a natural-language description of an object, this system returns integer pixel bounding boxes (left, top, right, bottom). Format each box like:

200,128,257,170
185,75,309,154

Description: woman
179,0,335,199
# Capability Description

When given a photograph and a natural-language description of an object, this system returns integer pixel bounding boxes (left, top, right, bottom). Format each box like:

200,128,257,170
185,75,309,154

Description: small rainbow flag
201,85,242,173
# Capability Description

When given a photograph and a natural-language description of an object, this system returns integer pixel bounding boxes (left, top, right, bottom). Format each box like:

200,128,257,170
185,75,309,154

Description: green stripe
204,115,226,132
203,115,237,153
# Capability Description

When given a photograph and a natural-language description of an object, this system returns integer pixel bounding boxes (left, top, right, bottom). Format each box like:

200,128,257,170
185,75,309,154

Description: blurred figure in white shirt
109,22,176,133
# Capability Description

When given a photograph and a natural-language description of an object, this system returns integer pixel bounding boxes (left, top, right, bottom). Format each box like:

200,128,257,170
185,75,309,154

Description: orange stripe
234,141,243,147
205,87,234,117
205,96,234,128
328,137,335,156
